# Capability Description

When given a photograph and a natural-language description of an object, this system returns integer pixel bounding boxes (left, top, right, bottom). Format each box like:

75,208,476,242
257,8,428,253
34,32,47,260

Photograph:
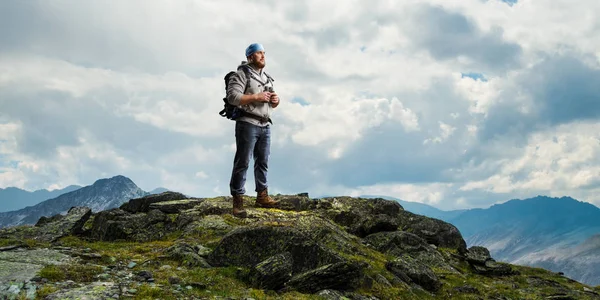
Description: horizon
1,1,600,211
3,173,598,212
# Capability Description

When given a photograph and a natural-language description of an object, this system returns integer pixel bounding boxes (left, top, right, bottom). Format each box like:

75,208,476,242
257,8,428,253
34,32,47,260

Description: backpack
219,65,274,121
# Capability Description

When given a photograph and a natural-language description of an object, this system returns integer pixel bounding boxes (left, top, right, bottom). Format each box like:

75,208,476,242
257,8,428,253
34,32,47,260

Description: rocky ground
1,191,599,299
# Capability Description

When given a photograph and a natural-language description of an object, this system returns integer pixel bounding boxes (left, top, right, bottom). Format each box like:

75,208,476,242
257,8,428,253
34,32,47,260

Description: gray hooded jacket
226,61,276,127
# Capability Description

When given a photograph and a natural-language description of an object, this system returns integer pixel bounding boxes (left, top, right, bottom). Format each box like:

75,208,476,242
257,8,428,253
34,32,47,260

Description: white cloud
0,0,599,211
460,122,600,204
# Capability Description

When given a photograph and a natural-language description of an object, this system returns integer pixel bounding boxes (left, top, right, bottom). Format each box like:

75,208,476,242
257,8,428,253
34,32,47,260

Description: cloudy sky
1,0,599,210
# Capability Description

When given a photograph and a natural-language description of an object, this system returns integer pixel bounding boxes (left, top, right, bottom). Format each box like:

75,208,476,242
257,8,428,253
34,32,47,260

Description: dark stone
396,210,468,254
26,207,92,242
248,252,293,290
364,231,457,273
466,246,491,265
120,191,188,213
323,197,403,238
453,284,480,294
284,261,367,293
350,214,399,238
207,226,343,274
385,255,442,292
164,242,211,268
148,199,203,214
89,208,173,242
35,214,65,227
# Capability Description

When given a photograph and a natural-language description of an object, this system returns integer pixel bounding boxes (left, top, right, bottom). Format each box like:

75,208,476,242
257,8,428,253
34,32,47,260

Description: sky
1,0,599,211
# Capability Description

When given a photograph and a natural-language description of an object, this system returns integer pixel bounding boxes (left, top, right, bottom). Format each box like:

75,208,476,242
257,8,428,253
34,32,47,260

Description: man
226,43,280,218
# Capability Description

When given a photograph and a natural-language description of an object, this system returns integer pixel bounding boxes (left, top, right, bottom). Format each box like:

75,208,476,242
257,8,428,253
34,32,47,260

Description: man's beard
251,60,266,68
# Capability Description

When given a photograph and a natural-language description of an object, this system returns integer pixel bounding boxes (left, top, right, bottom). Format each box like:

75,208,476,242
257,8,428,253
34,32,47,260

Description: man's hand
270,93,279,108
256,92,272,102
239,92,271,106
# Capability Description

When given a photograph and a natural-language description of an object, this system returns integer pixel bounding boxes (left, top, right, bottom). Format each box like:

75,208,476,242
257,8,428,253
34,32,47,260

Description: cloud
400,3,523,72
0,0,600,212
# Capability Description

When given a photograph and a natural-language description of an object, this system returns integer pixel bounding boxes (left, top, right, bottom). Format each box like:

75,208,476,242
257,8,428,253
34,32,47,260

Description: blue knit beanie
245,43,264,57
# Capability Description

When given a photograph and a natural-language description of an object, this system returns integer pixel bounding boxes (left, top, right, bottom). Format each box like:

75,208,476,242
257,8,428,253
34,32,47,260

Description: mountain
359,194,466,221
1,192,598,299
513,234,600,286
0,185,82,213
448,196,600,286
0,175,148,229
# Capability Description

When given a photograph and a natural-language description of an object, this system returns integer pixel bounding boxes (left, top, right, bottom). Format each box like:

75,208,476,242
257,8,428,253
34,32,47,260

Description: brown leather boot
232,194,247,218
255,188,279,208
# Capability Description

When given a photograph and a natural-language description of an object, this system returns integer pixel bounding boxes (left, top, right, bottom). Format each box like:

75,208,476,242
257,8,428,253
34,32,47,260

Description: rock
207,226,343,274
44,281,120,299
35,213,65,227
453,284,480,294
248,252,293,290
364,231,433,255
322,197,403,237
364,231,458,273
472,260,515,276
137,270,153,282
316,289,347,300
89,208,174,242
396,210,468,254
465,246,491,265
350,214,399,238
16,207,92,243
466,246,515,276
195,244,212,257
0,248,73,283
165,242,211,268
284,261,367,293
385,255,442,292
120,191,188,213
148,199,203,214
272,194,313,211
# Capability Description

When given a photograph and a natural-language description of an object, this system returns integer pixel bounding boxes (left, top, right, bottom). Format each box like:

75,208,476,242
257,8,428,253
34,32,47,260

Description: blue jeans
229,121,271,195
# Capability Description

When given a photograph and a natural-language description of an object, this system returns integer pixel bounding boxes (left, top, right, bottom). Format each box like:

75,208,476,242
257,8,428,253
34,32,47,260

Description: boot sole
255,202,279,208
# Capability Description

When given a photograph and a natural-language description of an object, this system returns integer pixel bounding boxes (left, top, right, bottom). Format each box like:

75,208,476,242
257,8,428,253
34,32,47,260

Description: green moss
134,284,176,299
36,285,59,299
38,264,103,282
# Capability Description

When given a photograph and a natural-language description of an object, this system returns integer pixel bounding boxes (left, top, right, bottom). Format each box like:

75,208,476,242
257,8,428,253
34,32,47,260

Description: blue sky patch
461,72,488,82
291,97,310,106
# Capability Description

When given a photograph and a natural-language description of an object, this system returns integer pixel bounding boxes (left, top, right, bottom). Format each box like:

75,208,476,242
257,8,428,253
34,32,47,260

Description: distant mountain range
361,194,600,286
0,176,170,229
0,185,82,213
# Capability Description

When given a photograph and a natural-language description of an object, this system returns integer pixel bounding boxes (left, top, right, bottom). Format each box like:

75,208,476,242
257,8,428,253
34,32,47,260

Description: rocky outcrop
466,246,516,276
119,191,188,213
207,226,343,273
89,208,174,242
396,210,468,254
1,192,598,300
0,206,91,243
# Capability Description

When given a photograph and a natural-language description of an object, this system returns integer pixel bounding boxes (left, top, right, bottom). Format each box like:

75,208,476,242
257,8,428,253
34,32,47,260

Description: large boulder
0,207,91,243
320,197,403,237
120,191,188,213
386,254,442,292
364,231,458,273
207,225,342,274
396,210,468,254
89,208,174,242
466,246,516,276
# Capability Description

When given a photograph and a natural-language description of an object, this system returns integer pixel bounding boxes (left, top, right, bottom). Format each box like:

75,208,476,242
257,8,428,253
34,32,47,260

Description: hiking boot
232,194,247,218
255,188,279,208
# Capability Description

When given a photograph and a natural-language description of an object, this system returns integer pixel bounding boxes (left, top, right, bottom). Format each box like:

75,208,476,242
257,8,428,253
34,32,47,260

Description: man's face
249,51,266,68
